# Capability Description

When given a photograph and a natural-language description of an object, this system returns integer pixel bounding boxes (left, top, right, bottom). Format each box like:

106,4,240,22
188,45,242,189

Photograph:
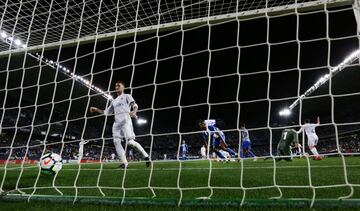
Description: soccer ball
40,152,63,175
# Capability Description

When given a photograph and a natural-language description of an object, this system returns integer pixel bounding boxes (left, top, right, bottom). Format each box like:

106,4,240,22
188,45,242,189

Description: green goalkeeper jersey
278,129,298,151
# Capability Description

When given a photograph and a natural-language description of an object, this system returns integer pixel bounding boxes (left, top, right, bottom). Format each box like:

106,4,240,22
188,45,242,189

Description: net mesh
1,0,360,208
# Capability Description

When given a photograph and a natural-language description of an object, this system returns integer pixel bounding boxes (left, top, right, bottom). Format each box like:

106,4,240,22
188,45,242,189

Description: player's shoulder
125,93,135,100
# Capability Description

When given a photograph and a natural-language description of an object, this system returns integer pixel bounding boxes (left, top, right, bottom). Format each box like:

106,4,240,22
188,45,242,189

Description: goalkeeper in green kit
276,129,300,161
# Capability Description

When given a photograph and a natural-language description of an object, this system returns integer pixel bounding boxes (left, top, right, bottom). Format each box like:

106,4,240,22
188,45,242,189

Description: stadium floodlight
21,44,27,48
26,52,114,101
137,118,147,125
14,39,22,46
0,32,7,38
279,108,291,116
279,49,360,116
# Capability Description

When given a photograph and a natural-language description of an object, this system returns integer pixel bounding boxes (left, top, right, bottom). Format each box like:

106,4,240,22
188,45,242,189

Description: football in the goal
40,153,63,175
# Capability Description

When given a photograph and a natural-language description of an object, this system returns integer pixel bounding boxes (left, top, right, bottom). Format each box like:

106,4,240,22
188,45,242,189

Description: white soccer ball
40,152,63,175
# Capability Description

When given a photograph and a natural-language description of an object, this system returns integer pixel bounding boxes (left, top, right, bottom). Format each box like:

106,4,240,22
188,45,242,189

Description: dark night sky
1,5,360,140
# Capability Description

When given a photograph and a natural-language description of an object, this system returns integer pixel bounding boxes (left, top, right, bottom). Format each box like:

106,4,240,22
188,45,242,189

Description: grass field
1,156,360,209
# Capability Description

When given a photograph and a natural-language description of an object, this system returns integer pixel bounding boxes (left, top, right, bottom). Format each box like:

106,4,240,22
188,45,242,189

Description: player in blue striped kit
240,123,257,159
199,119,237,160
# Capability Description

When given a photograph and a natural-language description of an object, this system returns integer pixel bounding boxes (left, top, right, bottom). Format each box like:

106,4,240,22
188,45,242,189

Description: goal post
1,0,360,209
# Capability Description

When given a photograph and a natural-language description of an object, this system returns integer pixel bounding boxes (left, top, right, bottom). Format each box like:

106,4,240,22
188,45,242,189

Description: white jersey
104,94,135,123
298,123,319,137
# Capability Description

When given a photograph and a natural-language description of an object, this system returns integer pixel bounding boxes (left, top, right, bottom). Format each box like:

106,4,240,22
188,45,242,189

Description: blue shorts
242,140,252,150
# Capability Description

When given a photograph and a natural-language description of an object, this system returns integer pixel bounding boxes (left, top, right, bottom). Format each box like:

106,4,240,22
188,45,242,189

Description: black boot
118,163,128,169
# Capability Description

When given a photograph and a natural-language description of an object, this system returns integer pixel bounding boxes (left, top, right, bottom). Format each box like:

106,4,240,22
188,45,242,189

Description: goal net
1,0,360,208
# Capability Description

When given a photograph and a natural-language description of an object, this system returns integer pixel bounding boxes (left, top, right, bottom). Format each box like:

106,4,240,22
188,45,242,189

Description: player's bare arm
129,103,138,118
89,107,104,114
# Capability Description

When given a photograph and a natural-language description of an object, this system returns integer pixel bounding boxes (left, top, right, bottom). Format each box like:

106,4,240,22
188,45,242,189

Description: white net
1,0,360,208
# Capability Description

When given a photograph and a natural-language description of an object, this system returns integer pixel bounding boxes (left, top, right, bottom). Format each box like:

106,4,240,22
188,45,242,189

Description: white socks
113,137,128,164
128,139,149,158
310,147,319,156
113,138,149,165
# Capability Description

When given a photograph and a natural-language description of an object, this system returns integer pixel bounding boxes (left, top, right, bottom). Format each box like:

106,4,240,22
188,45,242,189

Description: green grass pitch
1,156,360,209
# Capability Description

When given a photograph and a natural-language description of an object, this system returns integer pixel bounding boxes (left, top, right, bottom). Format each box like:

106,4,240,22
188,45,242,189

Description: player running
297,116,322,160
240,123,257,160
276,128,300,161
199,119,237,161
90,81,150,168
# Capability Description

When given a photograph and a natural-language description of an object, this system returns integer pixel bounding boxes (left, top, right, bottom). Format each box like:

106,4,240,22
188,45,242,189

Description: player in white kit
90,81,150,168
297,116,322,160
77,139,90,163
200,145,206,159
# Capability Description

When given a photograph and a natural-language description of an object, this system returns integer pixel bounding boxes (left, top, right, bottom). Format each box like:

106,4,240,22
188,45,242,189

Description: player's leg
275,144,283,162
123,121,150,166
213,140,225,159
241,141,249,158
78,143,84,163
283,147,293,162
114,137,128,168
182,151,187,160
308,136,322,160
113,123,128,168
247,146,257,159
128,139,149,158
220,136,237,157
222,144,237,157
123,121,149,158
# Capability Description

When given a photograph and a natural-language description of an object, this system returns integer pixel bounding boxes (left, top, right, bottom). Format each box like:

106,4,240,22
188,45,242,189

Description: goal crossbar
0,0,352,57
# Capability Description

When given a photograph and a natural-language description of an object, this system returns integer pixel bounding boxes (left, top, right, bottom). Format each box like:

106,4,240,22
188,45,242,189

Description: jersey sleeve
103,102,114,115
127,94,135,106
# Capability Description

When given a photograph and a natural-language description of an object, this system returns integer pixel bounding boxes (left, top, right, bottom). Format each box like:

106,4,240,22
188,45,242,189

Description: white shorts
307,134,318,147
112,120,135,141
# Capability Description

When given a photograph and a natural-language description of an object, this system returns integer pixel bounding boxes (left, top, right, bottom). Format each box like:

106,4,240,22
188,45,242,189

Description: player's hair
240,122,246,128
115,80,126,86
197,119,205,125
304,119,310,124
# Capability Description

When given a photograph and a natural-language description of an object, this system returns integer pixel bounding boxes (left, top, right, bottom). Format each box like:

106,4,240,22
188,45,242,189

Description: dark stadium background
1,6,360,160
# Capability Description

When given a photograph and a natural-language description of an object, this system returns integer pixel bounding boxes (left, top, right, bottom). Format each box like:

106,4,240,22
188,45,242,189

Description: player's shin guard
113,137,127,164
128,139,149,158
